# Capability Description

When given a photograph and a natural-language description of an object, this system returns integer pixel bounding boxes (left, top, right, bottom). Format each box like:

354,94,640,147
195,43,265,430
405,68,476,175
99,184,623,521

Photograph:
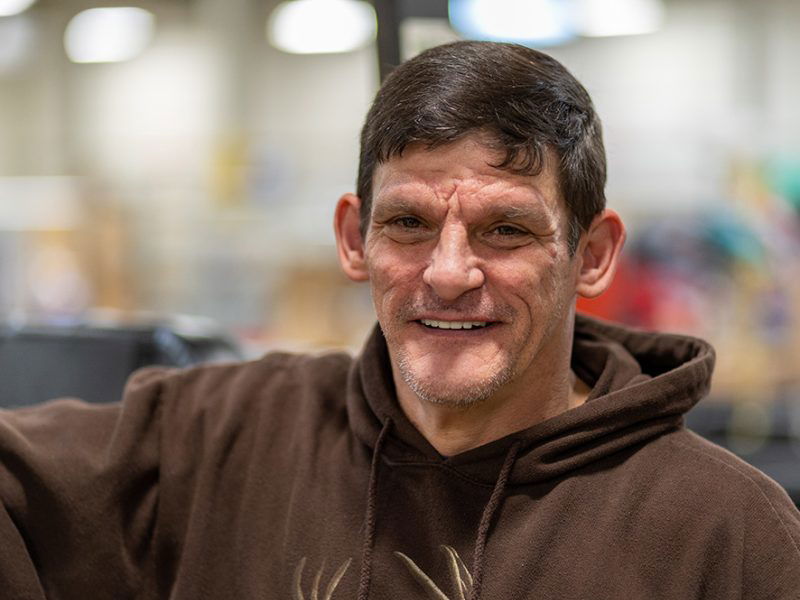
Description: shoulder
661,429,800,592
644,428,800,552
659,429,797,510
147,349,355,433
167,349,353,402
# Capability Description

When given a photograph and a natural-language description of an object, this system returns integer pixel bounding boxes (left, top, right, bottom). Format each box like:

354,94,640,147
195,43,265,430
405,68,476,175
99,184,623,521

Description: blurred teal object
765,155,800,213
703,213,765,266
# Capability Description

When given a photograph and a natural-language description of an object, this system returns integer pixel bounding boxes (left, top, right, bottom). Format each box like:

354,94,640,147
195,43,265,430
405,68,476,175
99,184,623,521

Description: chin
396,353,515,408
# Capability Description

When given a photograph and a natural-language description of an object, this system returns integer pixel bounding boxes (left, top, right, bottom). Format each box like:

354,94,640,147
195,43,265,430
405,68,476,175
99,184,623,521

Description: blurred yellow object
211,134,249,208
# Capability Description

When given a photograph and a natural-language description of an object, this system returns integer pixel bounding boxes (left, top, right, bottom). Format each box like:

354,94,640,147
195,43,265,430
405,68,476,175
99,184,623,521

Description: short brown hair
356,41,606,253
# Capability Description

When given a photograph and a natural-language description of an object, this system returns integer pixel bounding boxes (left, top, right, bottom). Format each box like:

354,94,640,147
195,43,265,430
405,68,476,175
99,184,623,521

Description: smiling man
335,131,616,455
1,41,799,600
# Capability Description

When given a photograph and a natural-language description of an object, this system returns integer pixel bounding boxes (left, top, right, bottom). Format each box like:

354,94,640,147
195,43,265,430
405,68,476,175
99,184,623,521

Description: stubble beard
386,297,526,408
396,348,517,408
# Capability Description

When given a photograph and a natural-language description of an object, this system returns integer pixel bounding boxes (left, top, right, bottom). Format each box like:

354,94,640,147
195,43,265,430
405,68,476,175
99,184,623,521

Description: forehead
371,136,562,215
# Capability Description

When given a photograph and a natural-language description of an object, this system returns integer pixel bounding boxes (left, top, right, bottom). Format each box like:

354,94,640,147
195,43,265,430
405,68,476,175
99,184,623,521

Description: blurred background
1,0,799,496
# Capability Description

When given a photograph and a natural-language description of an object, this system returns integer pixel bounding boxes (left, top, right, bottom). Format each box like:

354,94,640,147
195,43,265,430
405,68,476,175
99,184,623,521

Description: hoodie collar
346,314,715,486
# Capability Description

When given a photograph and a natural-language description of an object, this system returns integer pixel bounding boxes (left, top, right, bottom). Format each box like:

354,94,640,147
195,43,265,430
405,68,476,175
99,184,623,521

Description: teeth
420,319,489,330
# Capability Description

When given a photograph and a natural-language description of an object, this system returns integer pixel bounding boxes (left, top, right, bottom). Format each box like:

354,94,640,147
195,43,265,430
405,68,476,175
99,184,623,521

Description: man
1,41,798,600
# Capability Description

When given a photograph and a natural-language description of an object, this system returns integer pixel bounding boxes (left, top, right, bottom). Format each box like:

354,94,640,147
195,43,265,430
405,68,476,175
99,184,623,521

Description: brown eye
492,225,526,236
484,223,533,249
382,215,433,244
393,216,423,229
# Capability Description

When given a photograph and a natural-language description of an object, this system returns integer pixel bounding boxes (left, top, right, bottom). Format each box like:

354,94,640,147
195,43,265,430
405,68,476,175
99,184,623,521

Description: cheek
366,244,426,307
489,254,570,310
369,254,418,287
492,253,553,288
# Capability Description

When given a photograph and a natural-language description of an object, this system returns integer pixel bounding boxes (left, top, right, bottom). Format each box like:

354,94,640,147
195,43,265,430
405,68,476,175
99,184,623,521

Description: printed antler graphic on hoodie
395,545,474,600
292,557,352,600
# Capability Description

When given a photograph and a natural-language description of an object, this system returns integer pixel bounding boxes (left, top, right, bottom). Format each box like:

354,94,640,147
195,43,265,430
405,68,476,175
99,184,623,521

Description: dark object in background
0,319,241,408
686,400,800,508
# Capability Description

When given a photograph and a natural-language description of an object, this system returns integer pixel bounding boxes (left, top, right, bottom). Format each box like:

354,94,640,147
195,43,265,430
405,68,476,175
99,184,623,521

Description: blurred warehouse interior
1,0,799,411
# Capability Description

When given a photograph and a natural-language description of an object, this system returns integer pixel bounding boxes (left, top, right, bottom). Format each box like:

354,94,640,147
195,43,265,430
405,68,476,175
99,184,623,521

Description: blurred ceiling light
267,0,377,54
0,0,36,17
448,0,574,47
573,0,664,37
64,7,155,64
0,16,34,74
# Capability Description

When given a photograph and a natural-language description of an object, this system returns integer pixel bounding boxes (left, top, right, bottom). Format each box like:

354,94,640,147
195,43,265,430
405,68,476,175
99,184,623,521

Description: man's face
363,135,580,407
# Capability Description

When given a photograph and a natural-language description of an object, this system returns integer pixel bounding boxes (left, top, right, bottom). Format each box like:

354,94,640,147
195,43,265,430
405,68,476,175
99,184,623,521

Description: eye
491,224,527,236
483,223,534,248
381,214,433,244
391,216,424,229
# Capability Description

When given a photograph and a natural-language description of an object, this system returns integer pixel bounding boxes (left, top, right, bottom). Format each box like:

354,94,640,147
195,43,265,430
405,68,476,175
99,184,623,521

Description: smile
419,319,491,330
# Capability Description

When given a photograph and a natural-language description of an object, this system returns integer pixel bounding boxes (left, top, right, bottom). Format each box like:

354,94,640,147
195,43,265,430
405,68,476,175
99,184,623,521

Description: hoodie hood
346,313,716,486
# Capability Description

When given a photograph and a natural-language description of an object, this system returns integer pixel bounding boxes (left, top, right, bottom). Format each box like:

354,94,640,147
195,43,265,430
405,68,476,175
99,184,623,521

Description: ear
575,209,626,299
334,193,369,282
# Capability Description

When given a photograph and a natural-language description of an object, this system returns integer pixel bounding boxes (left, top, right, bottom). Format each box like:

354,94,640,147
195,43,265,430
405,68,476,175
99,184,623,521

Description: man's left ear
575,209,626,298
334,193,370,282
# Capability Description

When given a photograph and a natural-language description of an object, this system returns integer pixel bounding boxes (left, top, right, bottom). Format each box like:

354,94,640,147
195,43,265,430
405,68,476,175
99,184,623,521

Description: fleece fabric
1,314,799,599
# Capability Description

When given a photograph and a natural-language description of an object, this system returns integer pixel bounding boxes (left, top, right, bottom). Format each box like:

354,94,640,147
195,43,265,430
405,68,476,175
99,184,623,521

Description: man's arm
0,368,168,599
741,476,800,599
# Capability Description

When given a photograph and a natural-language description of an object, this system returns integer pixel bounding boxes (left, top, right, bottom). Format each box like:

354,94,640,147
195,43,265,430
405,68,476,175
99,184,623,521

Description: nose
422,223,485,301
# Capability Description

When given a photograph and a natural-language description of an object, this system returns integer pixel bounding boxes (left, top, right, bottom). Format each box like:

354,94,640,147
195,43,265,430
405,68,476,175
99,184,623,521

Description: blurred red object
577,256,635,322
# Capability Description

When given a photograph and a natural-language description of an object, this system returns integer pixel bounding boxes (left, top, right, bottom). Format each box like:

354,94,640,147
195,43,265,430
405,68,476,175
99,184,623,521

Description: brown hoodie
1,315,798,599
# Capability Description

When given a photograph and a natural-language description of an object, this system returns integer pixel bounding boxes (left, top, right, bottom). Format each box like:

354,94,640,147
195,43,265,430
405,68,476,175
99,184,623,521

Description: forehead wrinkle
448,179,558,223
374,184,557,231
372,177,433,210
373,176,463,215
373,153,560,220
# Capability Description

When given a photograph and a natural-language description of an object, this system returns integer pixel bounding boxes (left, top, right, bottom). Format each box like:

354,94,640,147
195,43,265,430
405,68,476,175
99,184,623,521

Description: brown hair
356,41,606,253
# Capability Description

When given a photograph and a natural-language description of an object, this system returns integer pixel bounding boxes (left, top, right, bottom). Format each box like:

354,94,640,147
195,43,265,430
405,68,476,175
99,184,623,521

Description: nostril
423,266,485,302
467,265,485,287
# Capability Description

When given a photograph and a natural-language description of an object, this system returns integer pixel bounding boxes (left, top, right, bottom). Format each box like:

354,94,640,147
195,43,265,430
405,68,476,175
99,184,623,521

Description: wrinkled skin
363,136,579,410
335,134,624,453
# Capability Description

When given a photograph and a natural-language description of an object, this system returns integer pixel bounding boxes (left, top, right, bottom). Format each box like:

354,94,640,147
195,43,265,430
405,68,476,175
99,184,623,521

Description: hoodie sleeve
0,366,170,600
741,476,800,599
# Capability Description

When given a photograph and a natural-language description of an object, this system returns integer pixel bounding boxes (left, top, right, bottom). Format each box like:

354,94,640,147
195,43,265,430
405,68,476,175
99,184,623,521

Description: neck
397,369,589,456
393,323,591,456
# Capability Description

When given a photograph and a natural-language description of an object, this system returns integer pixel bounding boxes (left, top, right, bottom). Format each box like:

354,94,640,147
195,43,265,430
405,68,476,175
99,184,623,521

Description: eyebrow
371,197,425,220
478,200,555,227
372,185,552,221
492,205,541,220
